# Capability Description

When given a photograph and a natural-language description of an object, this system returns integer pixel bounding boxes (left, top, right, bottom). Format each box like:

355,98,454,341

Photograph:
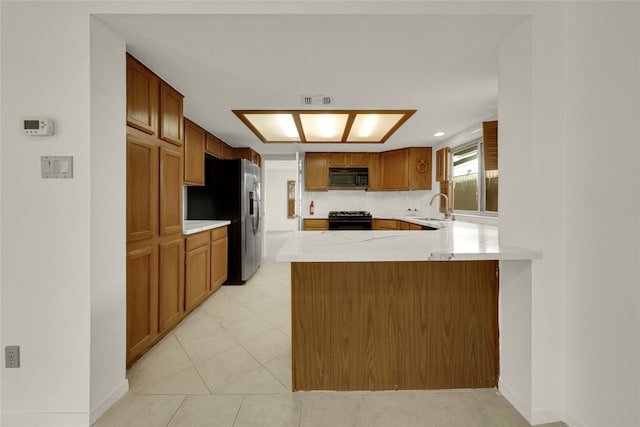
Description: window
451,138,498,214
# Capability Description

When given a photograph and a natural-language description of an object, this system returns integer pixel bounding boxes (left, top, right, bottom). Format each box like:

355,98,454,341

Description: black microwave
328,168,368,189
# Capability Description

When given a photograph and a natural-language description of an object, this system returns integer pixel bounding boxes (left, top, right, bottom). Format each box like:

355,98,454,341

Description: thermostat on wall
22,118,55,136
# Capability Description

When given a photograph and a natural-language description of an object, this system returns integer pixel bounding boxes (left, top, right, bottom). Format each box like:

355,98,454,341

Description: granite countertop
183,220,231,235
276,220,541,262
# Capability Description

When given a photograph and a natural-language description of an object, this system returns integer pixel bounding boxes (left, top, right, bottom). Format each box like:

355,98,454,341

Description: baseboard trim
89,379,129,425
1,412,89,427
530,406,564,425
498,379,532,423
562,409,586,427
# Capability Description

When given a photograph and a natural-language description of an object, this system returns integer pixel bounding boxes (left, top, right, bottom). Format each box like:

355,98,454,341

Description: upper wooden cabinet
184,119,205,186
159,147,183,236
305,153,329,192
126,54,159,136
380,149,409,190
483,120,498,171
221,143,234,160
435,147,450,182
379,147,431,191
127,134,158,243
368,153,381,191
234,147,261,167
329,152,368,167
408,147,432,190
159,81,184,146
205,133,222,158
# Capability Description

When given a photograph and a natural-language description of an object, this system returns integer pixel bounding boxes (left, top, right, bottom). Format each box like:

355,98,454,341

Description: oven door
328,218,372,230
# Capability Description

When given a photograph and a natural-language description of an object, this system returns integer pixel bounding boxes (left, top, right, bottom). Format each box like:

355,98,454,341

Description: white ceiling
100,13,522,157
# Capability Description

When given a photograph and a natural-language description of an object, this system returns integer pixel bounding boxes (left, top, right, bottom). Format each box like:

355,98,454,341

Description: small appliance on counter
328,211,372,230
186,158,261,284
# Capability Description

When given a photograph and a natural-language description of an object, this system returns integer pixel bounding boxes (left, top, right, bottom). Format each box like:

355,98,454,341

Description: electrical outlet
5,345,20,368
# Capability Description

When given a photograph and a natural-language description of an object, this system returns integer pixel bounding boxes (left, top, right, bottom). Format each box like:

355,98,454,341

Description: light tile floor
95,231,567,427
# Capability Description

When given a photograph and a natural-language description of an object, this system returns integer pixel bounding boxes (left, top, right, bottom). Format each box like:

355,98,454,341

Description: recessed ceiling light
233,110,416,144
433,132,445,137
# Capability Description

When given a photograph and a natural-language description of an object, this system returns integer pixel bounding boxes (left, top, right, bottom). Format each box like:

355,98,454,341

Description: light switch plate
41,156,73,179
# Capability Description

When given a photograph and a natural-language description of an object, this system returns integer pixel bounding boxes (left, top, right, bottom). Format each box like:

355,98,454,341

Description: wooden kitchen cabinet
400,221,423,230
126,243,158,364
373,219,399,230
159,80,184,146
184,119,205,186
367,153,381,191
210,226,228,292
305,153,329,191
127,134,158,243
329,152,368,167
303,218,329,230
380,149,409,190
205,132,222,158
185,232,211,313
158,237,185,333
126,54,159,136
159,147,183,236
379,147,432,191
234,147,261,167
221,142,235,160
435,147,450,182
408,147,432,190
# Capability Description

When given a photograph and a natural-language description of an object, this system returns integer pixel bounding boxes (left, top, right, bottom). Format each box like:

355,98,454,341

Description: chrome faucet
429,193,454,220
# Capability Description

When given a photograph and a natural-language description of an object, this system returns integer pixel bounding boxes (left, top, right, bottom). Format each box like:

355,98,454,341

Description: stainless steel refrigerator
186,158,261,284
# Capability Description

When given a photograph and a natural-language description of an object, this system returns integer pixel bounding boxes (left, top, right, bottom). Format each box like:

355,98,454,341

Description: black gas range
328,211,373,230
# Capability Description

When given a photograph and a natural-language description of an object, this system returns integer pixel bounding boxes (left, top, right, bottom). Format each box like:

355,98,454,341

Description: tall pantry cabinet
126,54,185,365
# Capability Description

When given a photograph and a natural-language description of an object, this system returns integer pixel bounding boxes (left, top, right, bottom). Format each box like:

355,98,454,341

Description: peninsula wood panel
291,260,499,391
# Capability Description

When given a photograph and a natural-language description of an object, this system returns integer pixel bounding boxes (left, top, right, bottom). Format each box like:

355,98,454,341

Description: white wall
1,3,93,426
89,17,128,424
264,161,298,232
562,3,640,427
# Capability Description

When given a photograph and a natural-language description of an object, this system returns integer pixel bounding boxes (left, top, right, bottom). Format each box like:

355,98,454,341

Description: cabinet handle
416,159,428,173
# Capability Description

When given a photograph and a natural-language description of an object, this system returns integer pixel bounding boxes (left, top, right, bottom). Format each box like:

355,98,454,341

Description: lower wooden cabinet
304,218,329,230
158,238,185,333
185,232,211,312
373,219,399,230
126,243,158,363
211,227,228,292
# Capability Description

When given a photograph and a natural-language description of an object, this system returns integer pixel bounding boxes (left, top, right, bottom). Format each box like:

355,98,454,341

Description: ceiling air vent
302,95,332,105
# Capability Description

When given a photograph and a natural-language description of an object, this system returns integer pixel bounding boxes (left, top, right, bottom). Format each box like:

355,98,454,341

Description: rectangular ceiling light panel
348,113,405,142
244,113,300,142
299,113,349,142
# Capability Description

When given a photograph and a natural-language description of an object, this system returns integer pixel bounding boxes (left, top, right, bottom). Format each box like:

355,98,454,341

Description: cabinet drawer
186,231,209,251
373,219,399,230
304,219,329,230
211,226,227,241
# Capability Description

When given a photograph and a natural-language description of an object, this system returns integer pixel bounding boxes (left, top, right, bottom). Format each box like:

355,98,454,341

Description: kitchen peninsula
276,221,540,392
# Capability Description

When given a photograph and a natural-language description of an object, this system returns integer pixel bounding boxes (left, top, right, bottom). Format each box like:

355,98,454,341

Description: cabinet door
368,153,381,191
127,244,158,363
435,148,450,182
349,152,368,167
126,54,158,136
184,119,205,186
372,219,399,230
159,147,183,236
408,147,432,190
206,133,222,158
127,135,158,242
399,221,410,230
158,238,185,333
211,227,228,293
185,244,210,312
305,153,328,191
380,149,409,190
159,81,184,146
221,143,234,160
329,153,348,167
251,150,261,167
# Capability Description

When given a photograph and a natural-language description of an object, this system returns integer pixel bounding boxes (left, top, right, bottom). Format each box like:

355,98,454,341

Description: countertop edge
183,220,231,236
